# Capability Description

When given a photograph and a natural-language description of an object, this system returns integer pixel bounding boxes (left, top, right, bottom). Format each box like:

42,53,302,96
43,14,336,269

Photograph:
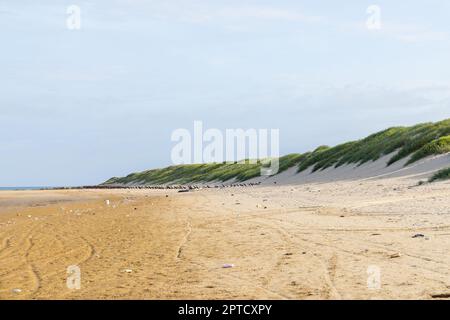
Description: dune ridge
104,119,450,187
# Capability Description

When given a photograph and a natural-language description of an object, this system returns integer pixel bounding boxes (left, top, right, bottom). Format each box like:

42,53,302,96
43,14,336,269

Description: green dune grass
296,118,450,172
429,168,450,182
103,118,450,185
104,154,306,185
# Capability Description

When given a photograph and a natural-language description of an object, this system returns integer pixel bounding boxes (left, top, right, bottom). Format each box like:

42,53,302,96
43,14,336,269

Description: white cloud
139,2,325,26
215,6,323,23
380,22,449,43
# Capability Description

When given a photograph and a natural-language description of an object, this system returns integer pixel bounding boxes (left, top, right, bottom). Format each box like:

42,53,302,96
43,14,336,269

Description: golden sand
1,177,450,299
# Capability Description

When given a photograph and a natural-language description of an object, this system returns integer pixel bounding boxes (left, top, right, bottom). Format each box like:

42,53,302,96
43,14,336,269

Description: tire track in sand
175,219,192,260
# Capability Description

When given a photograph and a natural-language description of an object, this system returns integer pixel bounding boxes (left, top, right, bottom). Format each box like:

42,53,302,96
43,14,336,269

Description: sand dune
1,172,450,299
248,153,450,185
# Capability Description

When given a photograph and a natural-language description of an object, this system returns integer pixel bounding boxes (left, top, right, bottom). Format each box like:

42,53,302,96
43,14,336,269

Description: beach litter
11,288,22,294
222,264,234,269
105,200,110,206
122,269,133,273
389,253,402,259
412,234,425,238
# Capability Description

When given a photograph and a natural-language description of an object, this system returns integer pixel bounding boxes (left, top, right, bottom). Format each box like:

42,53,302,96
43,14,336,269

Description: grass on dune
297,119,450,172
429,167,450,182
407,135,450,165
104,118,450,185
104,153,306,185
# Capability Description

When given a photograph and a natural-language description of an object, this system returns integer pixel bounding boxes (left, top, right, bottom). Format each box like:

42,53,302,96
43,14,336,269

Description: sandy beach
3,0,450,305
1,174,450,300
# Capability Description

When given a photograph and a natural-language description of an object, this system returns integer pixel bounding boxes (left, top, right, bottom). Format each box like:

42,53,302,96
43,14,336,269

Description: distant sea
0,186,55,191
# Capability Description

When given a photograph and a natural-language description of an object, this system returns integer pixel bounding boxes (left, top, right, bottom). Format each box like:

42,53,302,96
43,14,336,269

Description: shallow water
0,186,53,191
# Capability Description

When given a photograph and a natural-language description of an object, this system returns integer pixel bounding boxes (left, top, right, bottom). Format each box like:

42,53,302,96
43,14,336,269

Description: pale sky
1,0,450,186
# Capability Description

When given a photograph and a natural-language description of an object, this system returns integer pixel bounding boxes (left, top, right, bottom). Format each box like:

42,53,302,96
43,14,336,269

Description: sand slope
248,152,450,185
